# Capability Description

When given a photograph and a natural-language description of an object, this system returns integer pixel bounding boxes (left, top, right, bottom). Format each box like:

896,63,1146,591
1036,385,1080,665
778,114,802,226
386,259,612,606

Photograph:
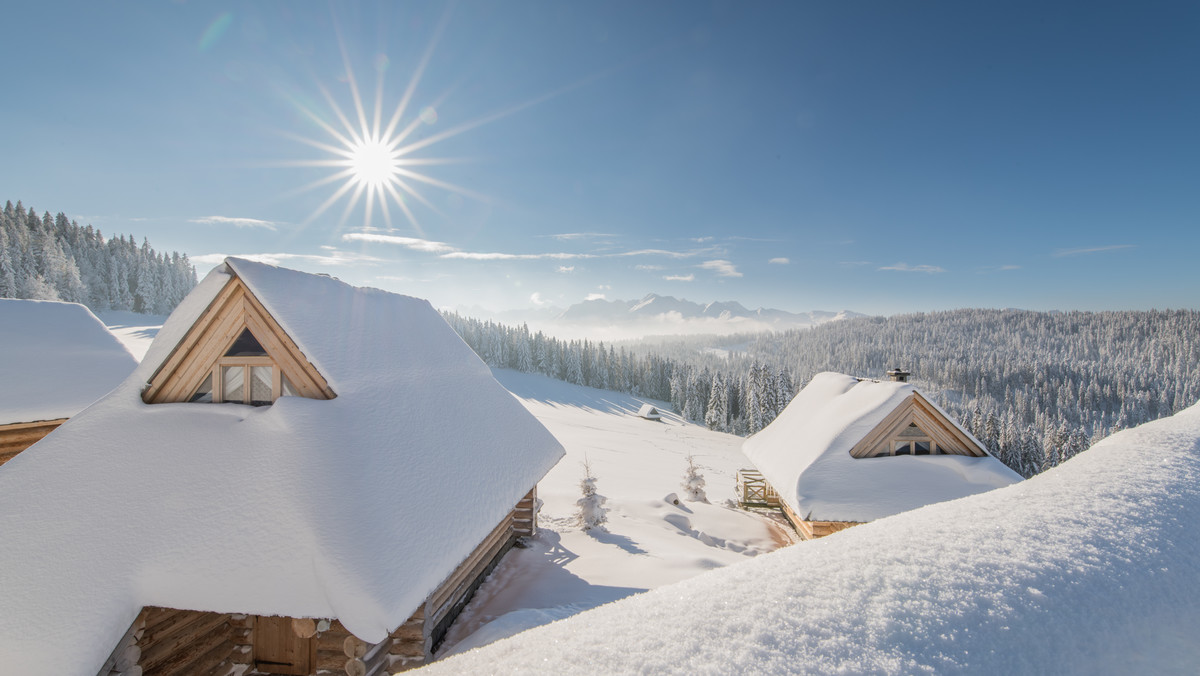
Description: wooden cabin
637,404,663,421
0,299,137,465
0,258,565,676
742,371,1020,540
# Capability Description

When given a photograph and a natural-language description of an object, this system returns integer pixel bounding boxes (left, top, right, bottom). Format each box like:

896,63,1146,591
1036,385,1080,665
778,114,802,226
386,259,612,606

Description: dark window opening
225,328,268,357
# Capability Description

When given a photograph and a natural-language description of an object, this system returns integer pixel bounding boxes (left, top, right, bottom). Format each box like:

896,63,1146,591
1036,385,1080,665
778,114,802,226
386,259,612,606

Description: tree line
0,200,197,314
445,308,1200,478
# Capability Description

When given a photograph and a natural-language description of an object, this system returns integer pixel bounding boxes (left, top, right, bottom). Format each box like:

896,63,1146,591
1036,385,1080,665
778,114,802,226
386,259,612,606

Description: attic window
225,329,267,357
878,423,939,457
185,328,298,406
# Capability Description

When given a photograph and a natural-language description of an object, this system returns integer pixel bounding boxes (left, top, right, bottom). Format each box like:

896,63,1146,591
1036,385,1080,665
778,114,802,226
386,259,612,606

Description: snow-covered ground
440,369,790,655
97,310,165,360
424,399,1200,675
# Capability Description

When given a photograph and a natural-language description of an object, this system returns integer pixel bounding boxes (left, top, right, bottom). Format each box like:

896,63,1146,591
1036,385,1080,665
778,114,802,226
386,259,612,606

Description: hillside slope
426,399,1200,675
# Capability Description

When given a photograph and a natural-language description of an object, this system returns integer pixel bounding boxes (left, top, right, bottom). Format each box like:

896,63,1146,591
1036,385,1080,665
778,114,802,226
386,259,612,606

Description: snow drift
0,298,137,424
422,400,1200,675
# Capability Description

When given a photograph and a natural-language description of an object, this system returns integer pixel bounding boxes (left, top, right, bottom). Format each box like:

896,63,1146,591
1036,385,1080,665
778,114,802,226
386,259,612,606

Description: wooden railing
736,469,780,508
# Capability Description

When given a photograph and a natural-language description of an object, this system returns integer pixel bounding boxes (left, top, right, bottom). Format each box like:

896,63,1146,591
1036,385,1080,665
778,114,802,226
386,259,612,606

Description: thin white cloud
692,236,714,243
700,259,743,278
840,260,873,267
191,251,382,267
879,262,946,274
443,251,592,260
664,274,695,282
585,293,606,301
1053,244,1135,258
530,292,548,306
636,264,664,271
544,232,616,240
342,232,457,254
190,215,279,230
345,230,709,263
769,257,790,265
556,266,575,273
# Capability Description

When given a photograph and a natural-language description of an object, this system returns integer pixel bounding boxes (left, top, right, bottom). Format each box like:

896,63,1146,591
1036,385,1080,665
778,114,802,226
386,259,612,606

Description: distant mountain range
454,293,864,339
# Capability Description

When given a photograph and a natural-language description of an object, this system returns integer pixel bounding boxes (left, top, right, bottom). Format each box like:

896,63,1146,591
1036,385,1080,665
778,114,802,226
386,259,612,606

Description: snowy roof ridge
0,298,138,425
423,401,1200,675
0,257,565,676
743,371,1019,522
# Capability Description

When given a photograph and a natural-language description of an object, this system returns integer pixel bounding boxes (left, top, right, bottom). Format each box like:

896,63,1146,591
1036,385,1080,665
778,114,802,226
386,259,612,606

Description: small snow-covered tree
680,454,708,503
576,458,608,531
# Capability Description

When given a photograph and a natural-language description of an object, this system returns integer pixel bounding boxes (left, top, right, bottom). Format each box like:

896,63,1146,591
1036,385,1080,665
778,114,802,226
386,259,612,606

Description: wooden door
254,616,313,675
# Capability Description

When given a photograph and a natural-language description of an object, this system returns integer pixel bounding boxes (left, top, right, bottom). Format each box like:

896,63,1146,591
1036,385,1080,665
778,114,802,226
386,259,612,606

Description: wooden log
344,636,367,658
345,658,367,676
429,513,514,616
139,611,230,672
152,633,233,676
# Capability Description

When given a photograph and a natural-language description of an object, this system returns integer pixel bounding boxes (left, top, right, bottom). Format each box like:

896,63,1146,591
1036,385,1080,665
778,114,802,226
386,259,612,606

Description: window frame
208,356,288,405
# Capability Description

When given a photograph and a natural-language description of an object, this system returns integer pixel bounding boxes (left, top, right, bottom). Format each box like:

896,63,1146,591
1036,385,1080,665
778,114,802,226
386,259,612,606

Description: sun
347,137,398,189
278,17,485,236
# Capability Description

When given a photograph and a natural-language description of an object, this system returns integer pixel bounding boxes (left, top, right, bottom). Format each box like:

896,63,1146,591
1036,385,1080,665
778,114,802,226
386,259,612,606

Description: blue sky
3,1,1197,316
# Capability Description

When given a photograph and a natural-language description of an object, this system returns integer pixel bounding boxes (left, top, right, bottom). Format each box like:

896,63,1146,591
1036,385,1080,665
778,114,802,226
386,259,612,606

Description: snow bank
423,401,1200,675
0,259,564,676
0,299,138,424
744,372,1019,522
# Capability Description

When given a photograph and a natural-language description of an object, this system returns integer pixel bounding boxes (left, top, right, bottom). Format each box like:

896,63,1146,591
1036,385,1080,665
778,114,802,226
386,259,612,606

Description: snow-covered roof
0,299,137,425
637,403,662,419
0,258,565,676
424,400,1200,675
743,372,1020,522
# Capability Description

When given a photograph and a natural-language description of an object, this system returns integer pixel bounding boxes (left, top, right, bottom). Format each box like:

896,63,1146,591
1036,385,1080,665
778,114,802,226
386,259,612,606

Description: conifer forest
444,309,1200,478
0,200,196,314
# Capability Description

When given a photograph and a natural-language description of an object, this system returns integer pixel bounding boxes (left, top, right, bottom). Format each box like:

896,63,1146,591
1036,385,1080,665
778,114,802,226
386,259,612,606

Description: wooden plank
144,277,244,402
141,611,230,673
253,615,313,676
153,287,248,403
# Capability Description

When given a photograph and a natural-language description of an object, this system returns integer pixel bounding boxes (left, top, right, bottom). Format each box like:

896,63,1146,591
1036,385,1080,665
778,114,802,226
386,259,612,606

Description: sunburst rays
276,11,476,237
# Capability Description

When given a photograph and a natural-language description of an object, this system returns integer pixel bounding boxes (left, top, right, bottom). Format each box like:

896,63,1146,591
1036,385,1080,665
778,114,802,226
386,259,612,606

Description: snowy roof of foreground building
0,258,565,676
743,371,1020,523
425,401,1200,675
0,298,137,425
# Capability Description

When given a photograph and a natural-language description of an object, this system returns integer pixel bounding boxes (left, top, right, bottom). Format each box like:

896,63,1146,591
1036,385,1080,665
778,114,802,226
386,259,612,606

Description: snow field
423,399,1200,675
438,369,789,654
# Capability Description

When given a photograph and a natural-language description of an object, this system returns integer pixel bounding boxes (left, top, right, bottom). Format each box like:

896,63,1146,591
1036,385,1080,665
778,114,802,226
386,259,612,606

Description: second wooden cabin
741,370,1021,540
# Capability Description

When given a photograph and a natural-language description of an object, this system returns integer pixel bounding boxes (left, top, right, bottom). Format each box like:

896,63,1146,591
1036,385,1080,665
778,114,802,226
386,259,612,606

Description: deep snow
422,400,1200,675
437,369,789,655
0,299,138,424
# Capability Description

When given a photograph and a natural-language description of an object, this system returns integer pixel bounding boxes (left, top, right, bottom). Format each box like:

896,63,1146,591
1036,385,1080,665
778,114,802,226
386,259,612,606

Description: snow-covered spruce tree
576,458,608,531
681,454,708,503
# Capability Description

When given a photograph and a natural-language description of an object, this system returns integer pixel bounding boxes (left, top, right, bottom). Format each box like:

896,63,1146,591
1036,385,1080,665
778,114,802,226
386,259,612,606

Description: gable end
850,393,987,458
143,274,335,404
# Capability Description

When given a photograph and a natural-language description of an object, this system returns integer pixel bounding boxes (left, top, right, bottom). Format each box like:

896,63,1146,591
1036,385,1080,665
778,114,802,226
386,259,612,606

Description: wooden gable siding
143,274,334,404
849,393,987,458
0,418,67,465
776,494,862,541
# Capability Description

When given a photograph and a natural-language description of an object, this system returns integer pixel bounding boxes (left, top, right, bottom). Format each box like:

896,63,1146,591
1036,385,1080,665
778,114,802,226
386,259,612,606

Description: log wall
99,607,239,676
0,419,66,465
96,489,538,675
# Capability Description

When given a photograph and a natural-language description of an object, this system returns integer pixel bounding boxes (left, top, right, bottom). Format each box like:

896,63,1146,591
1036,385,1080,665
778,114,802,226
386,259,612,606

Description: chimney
886,367,910,383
